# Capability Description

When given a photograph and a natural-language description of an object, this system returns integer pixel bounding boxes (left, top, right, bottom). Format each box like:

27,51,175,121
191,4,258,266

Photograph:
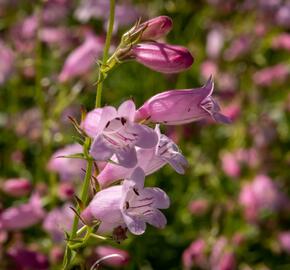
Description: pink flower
239,175,285,222
0,194,45,231
0,40,14,85
182,239,207,269
8,247,49,270
272,33,290,51
47,143,86,181
206,28,224,58
140,16,173,41
278,231,290,254
128,42,194,73
188,199,209,216
82,167,170,235
58,33,104,82
1,178,31,197
135,76,230,125
94,246,130,267
253,64,289,86
97,125,188,188
43,204,74,242
221,152,241,178
89,100,158,168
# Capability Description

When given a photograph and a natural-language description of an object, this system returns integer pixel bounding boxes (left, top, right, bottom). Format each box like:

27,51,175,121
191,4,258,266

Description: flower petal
115,147,137,168
90,135,114,161
165,153,188,174
97,106,118,133
143,187,170,209
81,108,103,137
144,209,167,229
129,167,145,189
133,124,158,148
122,214,146,235
117,100,136,122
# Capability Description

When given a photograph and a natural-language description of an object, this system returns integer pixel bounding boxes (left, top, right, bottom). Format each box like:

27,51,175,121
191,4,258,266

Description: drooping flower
0,194,45,231
139,16,173,41
126,42,194,73
58,32,104,82
97,125,188,188
47,143,86,181
89,100,158,168
82,167,170,235
135,76,230,125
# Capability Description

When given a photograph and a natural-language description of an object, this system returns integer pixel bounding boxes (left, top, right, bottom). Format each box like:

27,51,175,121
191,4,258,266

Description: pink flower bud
129,42,193,73
58,182,75,200
2,178,32,197
135,76,230,125
221,152,240,178
272,33,290,51
94,246,130,267
219,252,236,270
140,16,173,40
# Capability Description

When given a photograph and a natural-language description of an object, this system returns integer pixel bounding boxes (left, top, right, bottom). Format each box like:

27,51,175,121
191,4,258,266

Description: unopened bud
140,16,173,41
2,178,31,197
129,42,193,73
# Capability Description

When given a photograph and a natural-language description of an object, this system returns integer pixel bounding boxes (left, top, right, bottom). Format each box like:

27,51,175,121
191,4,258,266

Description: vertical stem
63,1,116,268
95,0,115,108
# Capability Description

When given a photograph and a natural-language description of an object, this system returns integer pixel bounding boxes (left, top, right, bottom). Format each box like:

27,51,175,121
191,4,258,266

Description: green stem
95,0,115,108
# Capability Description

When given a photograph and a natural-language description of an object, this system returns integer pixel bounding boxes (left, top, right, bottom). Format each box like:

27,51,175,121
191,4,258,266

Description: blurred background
0,0,290,269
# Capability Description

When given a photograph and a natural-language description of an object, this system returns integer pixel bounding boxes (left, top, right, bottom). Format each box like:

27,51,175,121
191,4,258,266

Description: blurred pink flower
0,194,45,231
42,0,71,25
94,246,130,267
222,103,241,121
182,239,207,269
239,175,286,222
276,4,290,28
224,35,252,61
188,199,209,216
278,231,290,254
75,0,140,28
43,204,74,242
58,33,104,82
272,33,290,51
0,40,14,85
128,42,194,74
206,28,224,59
253,64,289,86
221,152,241,178
47,143,86,181
8,247,49,270
58,182,75,200
201,60,218,79
2,178,32,197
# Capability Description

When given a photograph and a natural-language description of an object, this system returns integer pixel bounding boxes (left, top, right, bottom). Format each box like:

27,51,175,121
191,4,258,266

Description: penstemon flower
97,125,188,188
135,76,230,124
89,100,158,168
127,42,194,74
82,167,170,235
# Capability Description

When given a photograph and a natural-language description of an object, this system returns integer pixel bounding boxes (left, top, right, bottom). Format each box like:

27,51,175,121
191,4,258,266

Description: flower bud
278,231,290,254
2,178,31,197
129,42,193,73
140,16,173,40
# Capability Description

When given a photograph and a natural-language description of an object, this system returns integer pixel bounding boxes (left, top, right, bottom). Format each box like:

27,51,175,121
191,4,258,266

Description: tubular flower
97,125,188,188
81,167,170,235
128,42,194,73
135,76,230,125
89,100,158,168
